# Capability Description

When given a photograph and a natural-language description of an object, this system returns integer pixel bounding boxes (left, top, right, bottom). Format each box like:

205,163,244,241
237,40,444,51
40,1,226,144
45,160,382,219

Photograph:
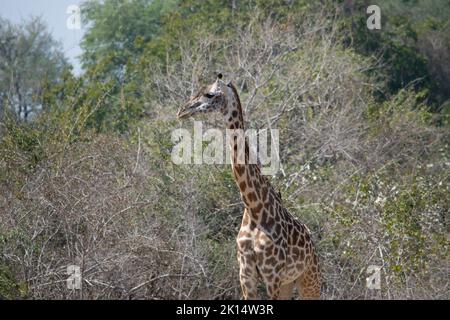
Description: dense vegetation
0,0,448,299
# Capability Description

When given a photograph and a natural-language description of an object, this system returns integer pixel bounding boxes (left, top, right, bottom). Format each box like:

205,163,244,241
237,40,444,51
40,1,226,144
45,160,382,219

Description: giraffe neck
224,84,273,219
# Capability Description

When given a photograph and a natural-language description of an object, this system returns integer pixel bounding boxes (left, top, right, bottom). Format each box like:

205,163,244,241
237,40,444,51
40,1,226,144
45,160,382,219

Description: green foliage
341,0,450,110
81,0,179,78
0,263,20,299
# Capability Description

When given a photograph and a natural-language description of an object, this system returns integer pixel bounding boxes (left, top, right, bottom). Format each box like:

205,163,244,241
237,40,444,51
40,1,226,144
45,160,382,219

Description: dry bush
0,133,219,299
139,8,448,300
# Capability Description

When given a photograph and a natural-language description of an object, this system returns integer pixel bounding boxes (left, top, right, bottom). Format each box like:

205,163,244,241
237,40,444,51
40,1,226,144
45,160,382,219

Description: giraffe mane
227,82,243,116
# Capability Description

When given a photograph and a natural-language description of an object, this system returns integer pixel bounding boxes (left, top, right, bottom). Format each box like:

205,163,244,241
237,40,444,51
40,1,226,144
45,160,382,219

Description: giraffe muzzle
177,102,201,119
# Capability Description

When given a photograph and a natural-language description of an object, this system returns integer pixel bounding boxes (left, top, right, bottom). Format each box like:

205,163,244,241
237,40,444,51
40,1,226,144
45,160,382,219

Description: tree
0,17,68,121
80,0,178,79
341,0,450,111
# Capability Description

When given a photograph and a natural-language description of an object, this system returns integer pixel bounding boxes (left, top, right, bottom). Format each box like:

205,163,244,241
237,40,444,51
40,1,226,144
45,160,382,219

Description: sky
0,0,88,75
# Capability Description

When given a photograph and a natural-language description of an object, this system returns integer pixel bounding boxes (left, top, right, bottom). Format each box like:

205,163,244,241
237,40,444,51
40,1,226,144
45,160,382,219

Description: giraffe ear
227,81,232,87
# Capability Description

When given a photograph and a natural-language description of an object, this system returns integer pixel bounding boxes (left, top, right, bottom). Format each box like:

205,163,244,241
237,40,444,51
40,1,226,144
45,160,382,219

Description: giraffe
177,74,321,300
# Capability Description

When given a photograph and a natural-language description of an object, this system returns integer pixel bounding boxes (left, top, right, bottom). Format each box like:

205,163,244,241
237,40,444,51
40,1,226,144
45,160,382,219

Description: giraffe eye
204,93,215,99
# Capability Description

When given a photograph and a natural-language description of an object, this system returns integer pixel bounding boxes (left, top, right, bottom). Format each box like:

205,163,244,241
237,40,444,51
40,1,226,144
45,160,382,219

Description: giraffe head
177,74,231,120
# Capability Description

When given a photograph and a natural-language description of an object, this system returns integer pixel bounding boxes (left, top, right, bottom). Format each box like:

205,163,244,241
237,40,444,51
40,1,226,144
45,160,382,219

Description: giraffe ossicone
177,77,321,300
